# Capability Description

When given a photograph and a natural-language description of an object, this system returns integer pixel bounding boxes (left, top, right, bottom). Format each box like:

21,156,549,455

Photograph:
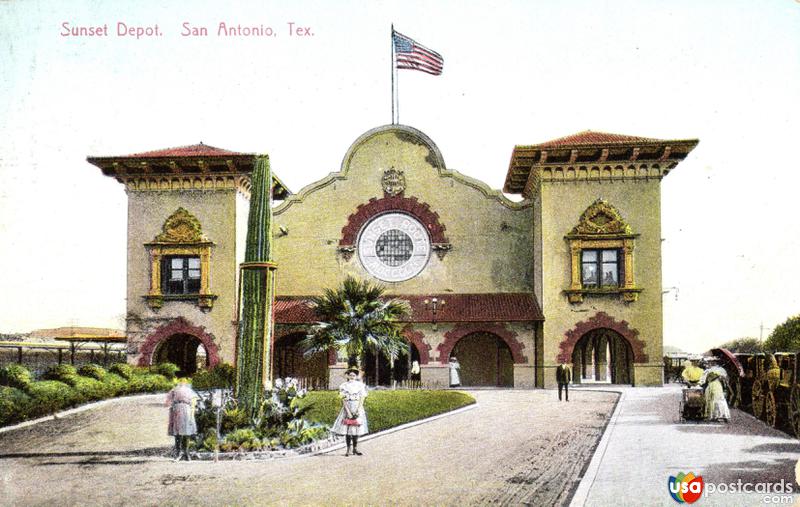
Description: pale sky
1,0,798,353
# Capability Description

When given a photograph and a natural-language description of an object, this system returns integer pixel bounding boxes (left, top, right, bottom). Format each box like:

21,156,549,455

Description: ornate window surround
564,199,641,303
144,208,217,310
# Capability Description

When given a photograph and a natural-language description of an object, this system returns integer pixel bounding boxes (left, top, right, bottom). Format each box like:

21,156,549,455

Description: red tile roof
536,131,662,148
275,293,543,324
116,143,253,158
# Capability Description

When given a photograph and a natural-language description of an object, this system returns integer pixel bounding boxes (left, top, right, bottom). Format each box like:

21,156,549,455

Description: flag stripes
392,30,444,76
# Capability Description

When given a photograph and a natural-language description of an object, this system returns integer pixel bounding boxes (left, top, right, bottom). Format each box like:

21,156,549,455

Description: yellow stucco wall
537,179,664,387
272,126,533,297
125,189,242,364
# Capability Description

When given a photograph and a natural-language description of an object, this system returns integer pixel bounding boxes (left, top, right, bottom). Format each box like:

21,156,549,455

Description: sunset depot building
89,125,697,388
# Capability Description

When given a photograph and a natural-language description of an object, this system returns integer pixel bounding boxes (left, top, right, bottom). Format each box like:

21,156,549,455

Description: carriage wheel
752,379,764,419
789,385,800,437
765,391,777,427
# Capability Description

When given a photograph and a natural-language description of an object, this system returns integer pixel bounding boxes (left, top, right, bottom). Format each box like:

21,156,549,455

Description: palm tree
301,276,411,374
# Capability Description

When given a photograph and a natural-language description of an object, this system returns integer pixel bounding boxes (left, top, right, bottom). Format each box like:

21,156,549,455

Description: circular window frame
356,212,431,282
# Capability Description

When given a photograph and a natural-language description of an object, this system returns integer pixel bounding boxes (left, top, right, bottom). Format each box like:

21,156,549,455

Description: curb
568,387,626,507
312,401,479,457
0,393,165,434
1,391,478,461
156,400,479,462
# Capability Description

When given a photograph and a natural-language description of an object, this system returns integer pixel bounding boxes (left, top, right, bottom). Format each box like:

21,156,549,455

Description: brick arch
274,328,337,366
402,325,432,365
339,195,449,246
138,317,221,367
438,322,527,364
557,311,647,363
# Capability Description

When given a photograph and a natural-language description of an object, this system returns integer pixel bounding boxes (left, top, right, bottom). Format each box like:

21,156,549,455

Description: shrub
0,364,33,389
131,366,152,376
125,373,173,394
25,380,83,416
192,363,236,390
109,363,134,380
154,362,180,380
0,386,33,426
221,406,250,433
78,364,107,381
42,364,78,382
61,374,116,401
220,428,263,452
278,418,329,448
102,373,127,394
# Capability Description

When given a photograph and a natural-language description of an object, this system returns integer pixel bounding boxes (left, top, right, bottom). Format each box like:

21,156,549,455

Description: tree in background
764,315,800,352
301,276,410,378
716,337,764,353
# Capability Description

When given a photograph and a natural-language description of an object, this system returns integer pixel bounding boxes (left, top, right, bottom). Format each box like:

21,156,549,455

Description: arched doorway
364,342,421,386
153,333,208,376
273,333,328,384
571,328,633,385
451,332,513,387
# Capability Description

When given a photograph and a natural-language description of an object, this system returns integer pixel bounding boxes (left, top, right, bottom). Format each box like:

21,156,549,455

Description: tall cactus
235,155,277,418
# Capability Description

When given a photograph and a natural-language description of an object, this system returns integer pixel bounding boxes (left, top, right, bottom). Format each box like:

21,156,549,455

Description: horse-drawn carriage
722,351,800,437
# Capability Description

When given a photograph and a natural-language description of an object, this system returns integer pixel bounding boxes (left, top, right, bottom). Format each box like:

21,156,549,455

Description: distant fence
283,377,445,391
0,344,126,377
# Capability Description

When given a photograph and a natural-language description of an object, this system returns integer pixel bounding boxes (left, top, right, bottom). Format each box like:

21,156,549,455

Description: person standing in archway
449,356,461,388
556,363,572,401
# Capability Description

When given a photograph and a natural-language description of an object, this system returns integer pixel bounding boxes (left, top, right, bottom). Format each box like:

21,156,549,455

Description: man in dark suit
556,363,572,401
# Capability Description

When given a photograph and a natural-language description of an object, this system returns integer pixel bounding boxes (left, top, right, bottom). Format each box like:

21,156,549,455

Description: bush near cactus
191,363,236,390
192,378,329,453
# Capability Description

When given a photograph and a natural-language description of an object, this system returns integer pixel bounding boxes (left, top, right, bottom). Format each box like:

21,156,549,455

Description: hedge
299,390,476,433
0,363,176,428
78,364,108,381
0,364,32,390
25,380,84,416
0,386,33,426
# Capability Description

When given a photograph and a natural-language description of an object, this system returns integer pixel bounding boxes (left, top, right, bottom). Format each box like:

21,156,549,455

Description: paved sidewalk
570,384,800,507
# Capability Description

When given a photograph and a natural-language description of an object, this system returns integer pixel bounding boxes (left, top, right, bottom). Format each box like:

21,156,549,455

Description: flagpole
391,24,396,124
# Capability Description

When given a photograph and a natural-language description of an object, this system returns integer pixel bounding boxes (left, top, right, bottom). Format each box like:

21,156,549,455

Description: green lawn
298,390,476,433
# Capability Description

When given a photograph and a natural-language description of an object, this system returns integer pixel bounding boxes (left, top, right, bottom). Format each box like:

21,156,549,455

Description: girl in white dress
331,367,369,456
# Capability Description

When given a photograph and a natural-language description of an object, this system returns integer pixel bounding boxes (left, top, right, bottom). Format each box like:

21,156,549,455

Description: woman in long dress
449,356,461,387
703,371,731,422
331,367,369,456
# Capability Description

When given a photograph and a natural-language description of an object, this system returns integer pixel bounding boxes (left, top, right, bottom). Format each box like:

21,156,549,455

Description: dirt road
0,389,617,506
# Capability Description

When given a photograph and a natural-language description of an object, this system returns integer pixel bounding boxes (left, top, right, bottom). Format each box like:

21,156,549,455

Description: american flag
393,30,444,76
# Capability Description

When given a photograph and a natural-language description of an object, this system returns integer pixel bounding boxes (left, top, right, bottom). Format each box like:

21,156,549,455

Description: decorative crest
571,199,632,235
155,208,207,243
382,167,406,197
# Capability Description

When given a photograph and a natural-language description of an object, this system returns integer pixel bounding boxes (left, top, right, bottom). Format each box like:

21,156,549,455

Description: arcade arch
153,333,208,376
450,331,514,387
571,328,633,385
273,332,328,383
